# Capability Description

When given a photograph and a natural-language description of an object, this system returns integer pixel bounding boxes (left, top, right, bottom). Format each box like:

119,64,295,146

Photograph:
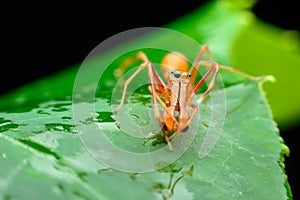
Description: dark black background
1,0,299,198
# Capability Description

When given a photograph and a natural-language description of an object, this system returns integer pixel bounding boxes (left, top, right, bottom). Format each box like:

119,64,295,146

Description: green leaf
0,80,290,199
0,0,291,199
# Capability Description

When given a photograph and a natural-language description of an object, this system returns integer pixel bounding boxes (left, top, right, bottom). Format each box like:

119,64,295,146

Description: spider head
161,52,189,79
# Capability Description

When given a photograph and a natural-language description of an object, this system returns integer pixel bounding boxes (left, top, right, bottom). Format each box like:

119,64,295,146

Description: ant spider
114,45,261,151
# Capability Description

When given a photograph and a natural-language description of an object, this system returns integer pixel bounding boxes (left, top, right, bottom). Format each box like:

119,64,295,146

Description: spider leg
184,61,220,108
194,61,262,81
114,52,150,113
114,51,174,151
148,86,177,123
188,45,213,86
188,45,262,88
194,62,220,105
148,63,174,151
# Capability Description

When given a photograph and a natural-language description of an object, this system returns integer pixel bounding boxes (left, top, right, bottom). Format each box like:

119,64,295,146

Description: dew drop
2,153,7,159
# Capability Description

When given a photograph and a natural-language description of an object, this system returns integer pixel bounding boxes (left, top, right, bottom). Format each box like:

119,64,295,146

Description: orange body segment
161,52,189,79
162,107,175,132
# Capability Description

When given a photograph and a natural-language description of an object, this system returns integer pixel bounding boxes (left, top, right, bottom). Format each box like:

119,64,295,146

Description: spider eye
181,72,191,79
182,72,188,78
173,71,181,78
